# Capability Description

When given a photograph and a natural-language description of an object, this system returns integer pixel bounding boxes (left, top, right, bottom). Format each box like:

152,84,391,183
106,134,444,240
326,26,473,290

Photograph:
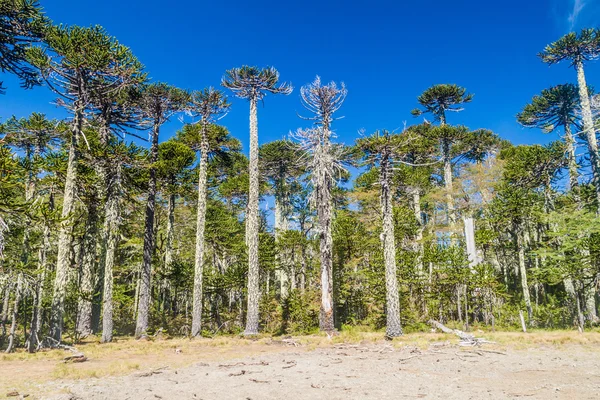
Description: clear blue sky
3,0,600,153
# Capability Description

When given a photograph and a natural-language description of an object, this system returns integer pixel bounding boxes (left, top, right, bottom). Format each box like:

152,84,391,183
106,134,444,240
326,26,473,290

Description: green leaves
539,28,600,67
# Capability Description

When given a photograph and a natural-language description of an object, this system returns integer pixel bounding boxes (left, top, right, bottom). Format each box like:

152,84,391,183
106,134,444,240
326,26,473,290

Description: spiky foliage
411,84,473,124
222,66,293,100
539,28,600,66
188,87,230,122
517,84,581,132
2,113,62,155
0,0,48,92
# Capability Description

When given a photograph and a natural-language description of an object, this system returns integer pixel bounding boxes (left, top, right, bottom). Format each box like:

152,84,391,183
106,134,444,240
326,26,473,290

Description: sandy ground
24,339,600,400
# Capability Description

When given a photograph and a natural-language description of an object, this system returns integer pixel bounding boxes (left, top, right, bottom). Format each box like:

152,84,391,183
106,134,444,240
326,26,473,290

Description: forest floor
2,330,600,399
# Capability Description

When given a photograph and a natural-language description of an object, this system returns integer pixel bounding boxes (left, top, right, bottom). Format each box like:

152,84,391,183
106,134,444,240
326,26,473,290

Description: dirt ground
3,332,600,400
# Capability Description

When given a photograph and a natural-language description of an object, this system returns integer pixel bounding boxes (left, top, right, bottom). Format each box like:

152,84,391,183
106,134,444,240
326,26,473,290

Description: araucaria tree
222,66,292,335
539,29,600,211
0,0,47,93
296,76,347,332
412,84,472,227
27,25,140,342
185,88,230,337
517,84,581,192
355,131,408,337
134,83,188,338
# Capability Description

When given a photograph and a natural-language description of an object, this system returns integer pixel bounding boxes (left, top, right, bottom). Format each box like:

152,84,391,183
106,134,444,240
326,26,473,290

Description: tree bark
564,124,579,193
442,140,455,229
317,129,335,332
516,227,532,320
244,97,260,335
576,62,600,212
6,273,23,353
463,215,478,270
136,120,160,338
191,121,209,337
102,164,122,343
49,107,81,342
76,199,98,338
275,195,290,299
380,152,402,337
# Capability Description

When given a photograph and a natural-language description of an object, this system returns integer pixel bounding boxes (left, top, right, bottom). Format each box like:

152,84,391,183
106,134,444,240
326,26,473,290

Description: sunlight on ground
2,329,600,397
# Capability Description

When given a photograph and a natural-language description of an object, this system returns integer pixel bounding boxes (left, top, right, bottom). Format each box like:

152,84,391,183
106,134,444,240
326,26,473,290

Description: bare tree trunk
380,153,402,337
463,215,478,270
516,228,532,320
102,165,122,343
191,124,209,337
442,140,456,229
576,62,600,212
564,124,579,194
6,274,23,353
317,133,335,332
49,109,81,342
165,193,175,269
244,97,260,335
76,200,98,338
275,196,289,299
136,121,160,338
1,285,10,347
412,188,424,276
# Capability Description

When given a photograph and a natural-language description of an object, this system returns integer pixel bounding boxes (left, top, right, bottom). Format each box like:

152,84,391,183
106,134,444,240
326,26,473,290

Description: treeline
1,1,600,353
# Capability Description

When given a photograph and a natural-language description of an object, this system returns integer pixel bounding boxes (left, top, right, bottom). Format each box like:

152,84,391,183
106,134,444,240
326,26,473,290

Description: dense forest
1,0,600,353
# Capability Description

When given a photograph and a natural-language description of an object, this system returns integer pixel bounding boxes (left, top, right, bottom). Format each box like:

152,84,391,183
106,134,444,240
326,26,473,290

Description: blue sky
3,0,600,154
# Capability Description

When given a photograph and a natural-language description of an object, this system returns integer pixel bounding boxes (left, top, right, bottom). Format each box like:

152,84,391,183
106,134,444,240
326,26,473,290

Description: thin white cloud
567,0,587,31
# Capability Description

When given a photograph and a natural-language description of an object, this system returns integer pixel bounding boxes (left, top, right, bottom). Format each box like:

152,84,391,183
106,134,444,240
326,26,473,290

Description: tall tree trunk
191,123,209,337
102,165,122,343
576,62,600,212
516,227,533,320
136,121,160,338
49,108,81,342
76,199,98,338
6,273,23,353
275,195,289,299
317,129,335,332
380,152,402,337
412,188,424,276
564,124,579,194
463,214,478,270
165,192,175,271
442,140,455,229
244,97,260,335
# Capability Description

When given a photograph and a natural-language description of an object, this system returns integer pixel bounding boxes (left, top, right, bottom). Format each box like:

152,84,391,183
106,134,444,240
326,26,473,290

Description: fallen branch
44,337,87,363
428,320,495,346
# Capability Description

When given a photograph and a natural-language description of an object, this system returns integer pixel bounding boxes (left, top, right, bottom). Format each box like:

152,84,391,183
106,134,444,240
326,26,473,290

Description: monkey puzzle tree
412,84,472,227
294,76,347,332
3,113,61,349
27,24,140,342
0,0,47,93
355,130,415,337
182,88,231,337
135,83,188,338
517,84,581,193
222,66,292,335
539,29,600,211
259,139,305,298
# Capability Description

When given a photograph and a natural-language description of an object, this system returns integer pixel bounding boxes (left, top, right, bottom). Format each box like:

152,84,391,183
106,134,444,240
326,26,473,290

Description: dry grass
2,329,600,397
